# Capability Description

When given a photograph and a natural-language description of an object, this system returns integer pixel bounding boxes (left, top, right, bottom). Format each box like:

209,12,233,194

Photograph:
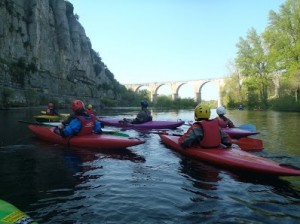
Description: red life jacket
217,117,229,128
85,109,96,115
199,119,221,148
76,114,96,136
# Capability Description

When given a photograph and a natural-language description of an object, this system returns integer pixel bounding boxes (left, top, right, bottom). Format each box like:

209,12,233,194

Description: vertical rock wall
0,0,119,106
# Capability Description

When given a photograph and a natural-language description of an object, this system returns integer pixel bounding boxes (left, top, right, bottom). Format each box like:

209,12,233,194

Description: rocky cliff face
0,0,122,107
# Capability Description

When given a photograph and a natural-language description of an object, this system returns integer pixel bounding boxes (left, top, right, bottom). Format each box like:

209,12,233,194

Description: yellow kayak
34,115,67,122
40,111,70,117
0,199,38,224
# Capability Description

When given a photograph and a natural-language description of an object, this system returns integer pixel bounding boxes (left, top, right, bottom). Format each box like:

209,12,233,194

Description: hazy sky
69,0,285,99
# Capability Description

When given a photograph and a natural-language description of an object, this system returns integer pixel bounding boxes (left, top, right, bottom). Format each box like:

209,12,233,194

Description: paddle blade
233,137,263,151
238,124,257,132
112,132,130,137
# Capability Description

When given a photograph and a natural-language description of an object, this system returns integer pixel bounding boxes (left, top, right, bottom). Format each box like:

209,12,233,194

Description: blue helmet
141,100,148,108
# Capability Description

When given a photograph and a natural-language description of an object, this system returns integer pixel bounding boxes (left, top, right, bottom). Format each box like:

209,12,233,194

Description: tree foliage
263,0,300,101
235,28,272,108
223,0,300,110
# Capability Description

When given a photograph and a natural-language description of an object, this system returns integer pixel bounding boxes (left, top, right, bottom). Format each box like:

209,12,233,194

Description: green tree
235,28,272,108
263,0,300,102
1,88,13,108
222,61,246,108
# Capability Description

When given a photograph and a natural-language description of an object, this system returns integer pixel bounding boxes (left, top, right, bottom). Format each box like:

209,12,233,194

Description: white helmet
216,106,226,115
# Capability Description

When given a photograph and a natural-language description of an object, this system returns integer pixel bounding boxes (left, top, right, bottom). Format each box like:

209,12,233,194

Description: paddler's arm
220,130,232,147
93,120,102,134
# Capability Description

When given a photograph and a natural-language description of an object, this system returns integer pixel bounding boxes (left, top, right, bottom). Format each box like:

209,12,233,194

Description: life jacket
198,119,221,148
46,108,53,115
76,114,96,136
85,109,96,115
217,117,229,128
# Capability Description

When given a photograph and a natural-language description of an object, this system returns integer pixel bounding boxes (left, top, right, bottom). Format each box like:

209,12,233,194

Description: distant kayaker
54,99,102,137
179,104,232,148
215,106,235,128
46,102,60,116
85,104,96,115
131,100,152,124
122,100,152,124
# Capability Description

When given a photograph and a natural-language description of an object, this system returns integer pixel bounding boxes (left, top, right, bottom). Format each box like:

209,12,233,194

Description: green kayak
0,199,37,224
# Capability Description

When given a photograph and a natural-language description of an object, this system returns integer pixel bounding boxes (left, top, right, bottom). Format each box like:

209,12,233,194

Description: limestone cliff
0,0,124,107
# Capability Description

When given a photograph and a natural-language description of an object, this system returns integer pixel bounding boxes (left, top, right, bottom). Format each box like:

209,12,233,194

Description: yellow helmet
194,104,211,120
87,104,93,109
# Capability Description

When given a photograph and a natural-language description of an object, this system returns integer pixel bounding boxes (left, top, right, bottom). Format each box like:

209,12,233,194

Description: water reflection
176,154,300,223
179,158,222,191
177,153,300,198
0,144,76,209
0,140,145,218
2,108,300,223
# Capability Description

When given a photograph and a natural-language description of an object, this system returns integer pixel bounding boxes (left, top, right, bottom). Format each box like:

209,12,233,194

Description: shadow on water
0,141,145,213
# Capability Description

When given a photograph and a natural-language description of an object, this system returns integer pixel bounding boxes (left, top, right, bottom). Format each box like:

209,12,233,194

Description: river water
0,108,300,224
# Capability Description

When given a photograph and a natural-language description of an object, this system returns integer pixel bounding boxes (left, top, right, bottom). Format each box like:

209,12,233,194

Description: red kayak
160,134,300,176
99,118,185,130
28,125,145,150
222,127,259,139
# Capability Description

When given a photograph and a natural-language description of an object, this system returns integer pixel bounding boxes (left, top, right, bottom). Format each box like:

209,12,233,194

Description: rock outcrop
0,0,123,107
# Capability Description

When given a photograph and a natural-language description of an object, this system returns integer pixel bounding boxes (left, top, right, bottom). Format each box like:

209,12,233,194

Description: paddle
18,120,57,126
18,120,129,137
237,124,257,132
149,130,263,151
231,137,263,151
187,122,257,132
40,110,70,117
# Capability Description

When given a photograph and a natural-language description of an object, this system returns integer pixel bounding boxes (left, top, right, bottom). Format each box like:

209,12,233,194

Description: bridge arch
124,78,225,105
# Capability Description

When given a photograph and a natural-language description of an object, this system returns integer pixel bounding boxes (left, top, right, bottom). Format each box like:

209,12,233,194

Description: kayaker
85,104,96,115
179,104,232,148
131,100,153,124
54,99,102,137
46,102,60,116
215,106,235,128
122,100,152,124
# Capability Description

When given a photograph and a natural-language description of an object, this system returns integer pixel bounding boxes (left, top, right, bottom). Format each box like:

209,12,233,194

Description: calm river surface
0,108,300,224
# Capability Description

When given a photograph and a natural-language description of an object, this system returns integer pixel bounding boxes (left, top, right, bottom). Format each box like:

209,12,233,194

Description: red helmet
71,100,85,112
48,103,54,109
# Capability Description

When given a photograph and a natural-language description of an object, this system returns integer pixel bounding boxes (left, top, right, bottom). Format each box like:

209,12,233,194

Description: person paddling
122,100,152,124
85,104,96,115
179,104,232,148
46,102,60,116
132,100,152,124
215,106,235,128
54,99,102,137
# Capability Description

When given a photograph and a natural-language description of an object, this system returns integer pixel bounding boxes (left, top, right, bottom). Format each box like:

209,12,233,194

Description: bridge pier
172,93,178,100
195,92,201,103
152,93,158,103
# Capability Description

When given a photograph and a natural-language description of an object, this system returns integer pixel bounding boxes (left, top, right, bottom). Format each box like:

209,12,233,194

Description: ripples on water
1,109,300,223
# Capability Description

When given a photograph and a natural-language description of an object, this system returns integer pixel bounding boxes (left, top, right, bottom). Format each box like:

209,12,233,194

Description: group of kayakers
53,100,102,137
45,99,236,150
179,104,234,149
46,102,96,116
46,99,152,138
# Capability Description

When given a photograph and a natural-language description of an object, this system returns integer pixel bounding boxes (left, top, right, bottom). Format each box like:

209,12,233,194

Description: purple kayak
222,127,259,139
99,118,185,130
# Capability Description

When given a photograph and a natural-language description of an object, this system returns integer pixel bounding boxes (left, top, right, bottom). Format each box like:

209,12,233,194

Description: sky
69,0,285,100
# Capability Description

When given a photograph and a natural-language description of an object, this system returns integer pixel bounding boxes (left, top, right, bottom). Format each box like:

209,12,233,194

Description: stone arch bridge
124,78,225,105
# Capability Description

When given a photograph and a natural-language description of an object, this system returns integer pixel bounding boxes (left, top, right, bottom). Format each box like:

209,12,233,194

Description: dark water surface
1,108,300,223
